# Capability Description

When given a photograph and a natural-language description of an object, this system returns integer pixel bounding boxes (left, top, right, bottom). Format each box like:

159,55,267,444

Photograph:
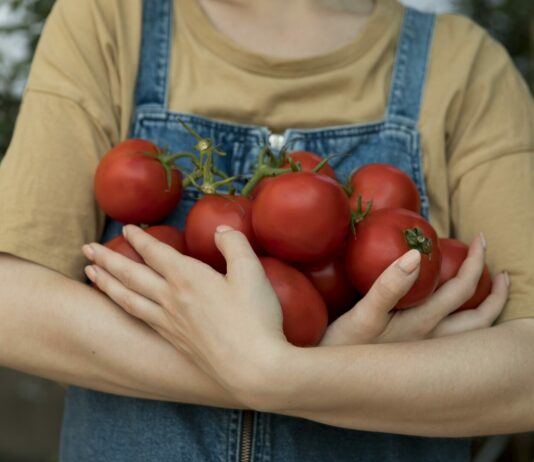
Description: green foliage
0,0,54,155
457,0,534,90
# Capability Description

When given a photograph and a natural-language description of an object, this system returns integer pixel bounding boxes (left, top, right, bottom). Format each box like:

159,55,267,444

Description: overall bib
60,1,470,460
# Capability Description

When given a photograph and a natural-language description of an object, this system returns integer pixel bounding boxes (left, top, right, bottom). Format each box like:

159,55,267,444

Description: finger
214,226,263,280
417,234,486,321
85,264,165,327
122,225,193,279
431,272,509,338
83,242,168,305
324,250,421,344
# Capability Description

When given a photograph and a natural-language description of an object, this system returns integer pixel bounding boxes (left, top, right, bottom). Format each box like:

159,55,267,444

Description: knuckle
121,268,135,290
223,230,249,249
375,275,401,302
120,293,138,316
377,273,406,300
96,248,111,267
137,241,154,257
415,319,434,339
452,277,477,301
233,252,255,269
464,281,477,300
170,272,193,293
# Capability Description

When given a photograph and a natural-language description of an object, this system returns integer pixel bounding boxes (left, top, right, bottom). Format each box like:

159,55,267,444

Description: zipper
239,410,254,462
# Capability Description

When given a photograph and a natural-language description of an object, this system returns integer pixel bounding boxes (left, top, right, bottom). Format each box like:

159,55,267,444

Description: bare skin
0,0,528,440
197,0,375,58
82,225,522,437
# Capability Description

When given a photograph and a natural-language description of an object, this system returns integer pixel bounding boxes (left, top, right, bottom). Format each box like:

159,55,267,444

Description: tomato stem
287,157,301,172
353,195,373,223
240,165,292,197
176,119,238,195
312,156,331,174
404,228,433,257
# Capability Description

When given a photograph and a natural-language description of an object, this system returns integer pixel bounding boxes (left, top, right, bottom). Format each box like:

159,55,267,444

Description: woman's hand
84,226,508,408
83,225,288,404
321,234,509,346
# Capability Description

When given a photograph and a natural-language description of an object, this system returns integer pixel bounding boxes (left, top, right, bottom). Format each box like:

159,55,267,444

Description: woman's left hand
83,225,288,403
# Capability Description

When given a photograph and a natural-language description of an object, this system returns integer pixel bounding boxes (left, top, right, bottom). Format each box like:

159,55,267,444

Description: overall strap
132,0,174,110
386,8,436,123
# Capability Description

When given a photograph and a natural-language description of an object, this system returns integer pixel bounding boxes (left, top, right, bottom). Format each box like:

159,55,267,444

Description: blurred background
0,0,533,461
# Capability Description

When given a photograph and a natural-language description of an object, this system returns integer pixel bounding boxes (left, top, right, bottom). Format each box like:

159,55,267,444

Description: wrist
225,340,302,413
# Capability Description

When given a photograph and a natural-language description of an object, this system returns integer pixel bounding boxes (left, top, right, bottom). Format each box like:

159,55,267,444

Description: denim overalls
60,1,470,460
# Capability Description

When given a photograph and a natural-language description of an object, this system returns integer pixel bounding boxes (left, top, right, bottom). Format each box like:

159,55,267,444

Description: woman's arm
268,318,534,437
85,225,520,438
0,253,241,408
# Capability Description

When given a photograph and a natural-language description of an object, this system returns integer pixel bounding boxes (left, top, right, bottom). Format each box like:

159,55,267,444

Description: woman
0,0,533,460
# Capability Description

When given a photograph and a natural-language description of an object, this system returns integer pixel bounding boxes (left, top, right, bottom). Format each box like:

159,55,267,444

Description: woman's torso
59,1,470,461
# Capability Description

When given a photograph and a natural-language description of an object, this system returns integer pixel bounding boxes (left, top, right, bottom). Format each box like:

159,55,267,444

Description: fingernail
82,244,96,261
480,232,487,251
398,249,421,274
85,265,97,282
216,225,233,233
504,272,510,288
122,226,128,239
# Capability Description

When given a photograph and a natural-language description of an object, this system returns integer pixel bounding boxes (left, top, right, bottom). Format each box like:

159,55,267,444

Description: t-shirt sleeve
0,0,122,281
446,27,534,323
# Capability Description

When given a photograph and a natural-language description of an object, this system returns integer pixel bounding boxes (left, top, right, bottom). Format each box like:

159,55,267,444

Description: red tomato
349,164,421,214
95,139,183,225
185,194,258,273
104,225,186,263
438,238,492,311
301,252,359,322
249,176,275,200
282,151,337,180
346,208,441,309
261,257,328,347
252,172,351,263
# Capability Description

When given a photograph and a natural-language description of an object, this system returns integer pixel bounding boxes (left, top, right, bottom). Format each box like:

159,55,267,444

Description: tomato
349,163,421,214
438,238,492,311
261,257,328,347
346,208,441,309
301,251,359,322
252,172,351,263
95,139,183,225
185,194,259,273
282,151,337,180
104,225,186,263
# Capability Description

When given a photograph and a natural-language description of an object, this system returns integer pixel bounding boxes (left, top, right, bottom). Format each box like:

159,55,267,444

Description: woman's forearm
0,254,241,408
267,319,534,437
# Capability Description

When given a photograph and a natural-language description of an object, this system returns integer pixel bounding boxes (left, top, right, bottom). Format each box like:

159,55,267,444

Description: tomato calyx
404,227,433,257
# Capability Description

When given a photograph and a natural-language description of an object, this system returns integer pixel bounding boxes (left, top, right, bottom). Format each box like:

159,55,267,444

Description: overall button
268,133,286,152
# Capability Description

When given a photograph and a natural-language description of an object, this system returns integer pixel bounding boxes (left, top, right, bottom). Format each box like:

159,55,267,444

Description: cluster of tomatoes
93,126,492,347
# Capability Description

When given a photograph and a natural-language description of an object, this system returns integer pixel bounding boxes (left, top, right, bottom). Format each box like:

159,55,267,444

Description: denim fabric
60,0,470,460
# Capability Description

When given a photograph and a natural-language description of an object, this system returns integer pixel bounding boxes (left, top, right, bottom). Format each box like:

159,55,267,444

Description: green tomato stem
240,165,292,198
404,228,433,257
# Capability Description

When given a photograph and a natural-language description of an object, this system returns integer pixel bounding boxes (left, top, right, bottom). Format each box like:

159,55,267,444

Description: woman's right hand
320,234,509,346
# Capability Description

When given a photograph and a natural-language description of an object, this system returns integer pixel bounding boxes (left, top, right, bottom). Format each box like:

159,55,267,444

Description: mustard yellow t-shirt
0,0,533,323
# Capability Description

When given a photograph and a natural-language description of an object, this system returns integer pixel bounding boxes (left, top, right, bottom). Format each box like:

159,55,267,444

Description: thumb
356,249,421,327
322,250,421,346
214,226,262,279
